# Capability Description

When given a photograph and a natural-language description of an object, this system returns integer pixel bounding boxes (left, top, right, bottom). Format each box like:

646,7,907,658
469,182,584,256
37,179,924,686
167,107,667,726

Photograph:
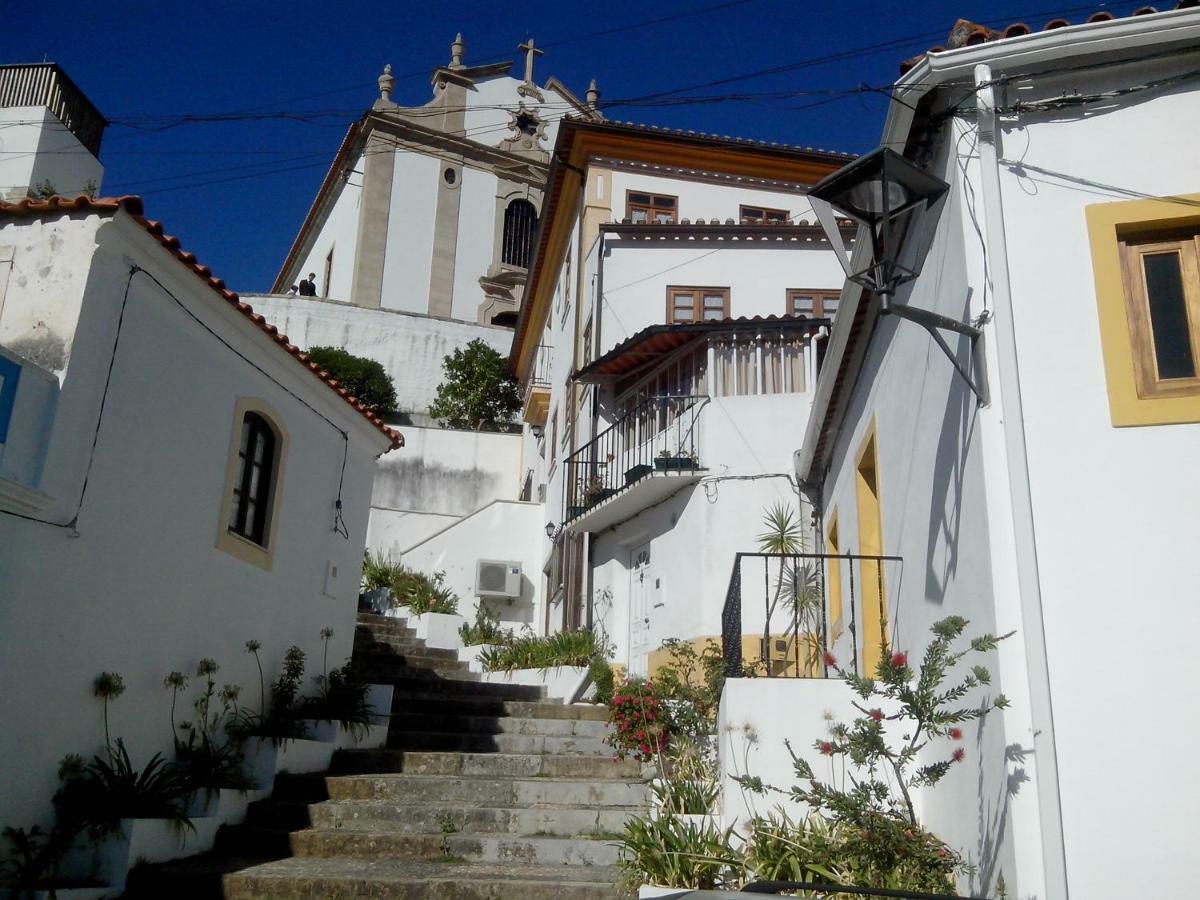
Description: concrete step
223,857,620,900
357,663,481,682
124,853,279,899
332,750,641,780
389,712,611,739
370,675,546,700
385,730,611,756
389,692,608,721
322,774,649,807
288,830,622,867
307,800,637,836
355,638,460,660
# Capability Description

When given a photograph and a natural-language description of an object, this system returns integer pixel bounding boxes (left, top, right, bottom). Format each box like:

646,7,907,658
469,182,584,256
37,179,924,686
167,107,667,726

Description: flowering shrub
607,681,669,762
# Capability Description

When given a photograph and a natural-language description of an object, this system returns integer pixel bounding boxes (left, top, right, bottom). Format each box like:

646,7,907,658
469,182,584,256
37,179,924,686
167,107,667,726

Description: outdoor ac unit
476,559,523,599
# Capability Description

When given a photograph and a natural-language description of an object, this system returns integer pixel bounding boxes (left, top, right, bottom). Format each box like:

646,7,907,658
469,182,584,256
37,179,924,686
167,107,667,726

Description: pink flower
822,651,837,668
819,741,834,756
890,651,908,667
949,727,963,741
952,747,966,763
869,708,884,722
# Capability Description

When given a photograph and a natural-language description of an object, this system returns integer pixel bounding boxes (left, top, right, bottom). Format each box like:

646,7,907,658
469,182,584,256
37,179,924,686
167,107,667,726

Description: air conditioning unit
476,559,523,599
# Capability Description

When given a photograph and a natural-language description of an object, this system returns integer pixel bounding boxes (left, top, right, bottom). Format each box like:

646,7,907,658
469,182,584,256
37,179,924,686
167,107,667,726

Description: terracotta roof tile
900,3,1200,73
604,119,856,161
0,195,402,450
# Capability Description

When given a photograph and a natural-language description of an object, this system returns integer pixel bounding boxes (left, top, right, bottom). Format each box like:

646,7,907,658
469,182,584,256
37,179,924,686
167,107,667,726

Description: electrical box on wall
476,560,522,599
323,560,339,599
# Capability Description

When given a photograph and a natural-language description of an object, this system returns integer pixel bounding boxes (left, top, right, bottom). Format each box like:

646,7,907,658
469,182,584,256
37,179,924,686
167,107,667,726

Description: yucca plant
616,810,742,891
743,810,843,884
652,738,720,815
478,629,598,672
361,549,400,593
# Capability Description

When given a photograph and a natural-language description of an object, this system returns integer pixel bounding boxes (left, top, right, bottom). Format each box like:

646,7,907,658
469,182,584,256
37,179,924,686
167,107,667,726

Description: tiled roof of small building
0,195,402,449
900,3,1200,73
600,119,857,162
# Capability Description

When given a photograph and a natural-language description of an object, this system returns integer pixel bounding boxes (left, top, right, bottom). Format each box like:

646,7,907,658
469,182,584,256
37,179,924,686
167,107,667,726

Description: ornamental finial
586,78,600,110
450,33,465,68
377,64,394,103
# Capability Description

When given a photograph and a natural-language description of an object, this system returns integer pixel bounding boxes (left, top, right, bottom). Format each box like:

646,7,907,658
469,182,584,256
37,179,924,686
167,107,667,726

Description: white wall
452,164,500,321
400,500,545,629
608,171,810,226
293,151,363,301
245,293,513,419
367,422,522,558
600,241,844,356
0,107,103,200
0,212,385,834
380,150,440,314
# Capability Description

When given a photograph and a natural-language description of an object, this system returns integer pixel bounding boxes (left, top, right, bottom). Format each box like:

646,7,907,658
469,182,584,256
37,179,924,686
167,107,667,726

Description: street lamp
545,521,558,539
808,147,988,406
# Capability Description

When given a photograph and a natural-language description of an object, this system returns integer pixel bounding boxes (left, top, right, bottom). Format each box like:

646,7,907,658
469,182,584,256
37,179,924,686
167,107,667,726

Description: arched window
502,199,538,268
228,412,278,547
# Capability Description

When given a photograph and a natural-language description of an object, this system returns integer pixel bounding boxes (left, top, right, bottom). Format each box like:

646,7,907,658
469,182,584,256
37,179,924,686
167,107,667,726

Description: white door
628,544,652,676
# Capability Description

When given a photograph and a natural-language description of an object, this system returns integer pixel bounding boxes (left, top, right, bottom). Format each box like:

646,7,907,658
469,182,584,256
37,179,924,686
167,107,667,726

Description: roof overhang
509,119,856,379
577,316,830,383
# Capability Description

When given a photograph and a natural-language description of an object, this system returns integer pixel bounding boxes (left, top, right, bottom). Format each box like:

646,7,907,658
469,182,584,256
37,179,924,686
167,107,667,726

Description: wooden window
1118,229,1200,399
740,204,789,225
626,190,678,225
787,289,840,319
229,412,277,547
502,199,538,268
667,286,730,324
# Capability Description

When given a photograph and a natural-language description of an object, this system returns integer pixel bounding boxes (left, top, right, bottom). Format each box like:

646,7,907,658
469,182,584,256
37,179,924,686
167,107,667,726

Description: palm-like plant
755,504,824,675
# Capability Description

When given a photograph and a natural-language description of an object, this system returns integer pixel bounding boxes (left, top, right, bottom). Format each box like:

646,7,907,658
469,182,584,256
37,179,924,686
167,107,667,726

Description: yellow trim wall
854,420,886,676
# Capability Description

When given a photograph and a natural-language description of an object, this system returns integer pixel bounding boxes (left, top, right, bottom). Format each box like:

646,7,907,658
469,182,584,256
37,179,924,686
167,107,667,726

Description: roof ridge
0,194,402,450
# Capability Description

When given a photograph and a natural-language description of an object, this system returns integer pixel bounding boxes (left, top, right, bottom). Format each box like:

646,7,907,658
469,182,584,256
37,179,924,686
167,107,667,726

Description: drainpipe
974,63,1069,900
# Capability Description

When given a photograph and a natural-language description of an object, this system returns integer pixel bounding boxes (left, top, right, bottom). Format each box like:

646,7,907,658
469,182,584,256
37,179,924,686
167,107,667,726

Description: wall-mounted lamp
545,521,559,540
809,147,988,406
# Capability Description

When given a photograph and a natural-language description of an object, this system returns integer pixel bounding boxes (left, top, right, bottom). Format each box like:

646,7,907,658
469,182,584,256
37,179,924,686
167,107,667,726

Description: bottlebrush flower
823,651,837,668
890,651,908,667
949,727,963,741
819,741,834,755
869,708,884,722
952,747,966,763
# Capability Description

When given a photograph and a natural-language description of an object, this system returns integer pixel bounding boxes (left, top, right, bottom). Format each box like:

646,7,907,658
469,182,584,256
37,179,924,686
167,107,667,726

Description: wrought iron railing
0,64,107,156
521,343,553,402
563,394,707,522
721,551,903,679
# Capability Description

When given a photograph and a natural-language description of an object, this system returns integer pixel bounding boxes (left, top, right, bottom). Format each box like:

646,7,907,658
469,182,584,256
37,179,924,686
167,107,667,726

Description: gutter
973,63,1068,899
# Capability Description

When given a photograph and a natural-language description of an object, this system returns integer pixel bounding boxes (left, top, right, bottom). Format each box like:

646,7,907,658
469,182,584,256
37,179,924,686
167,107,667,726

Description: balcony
563,394,707,532
721,551,902,678
521,344,552,426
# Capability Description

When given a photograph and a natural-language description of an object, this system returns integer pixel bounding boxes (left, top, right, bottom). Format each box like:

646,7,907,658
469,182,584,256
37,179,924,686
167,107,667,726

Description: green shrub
589,655,615,705
231,645,310,744
393,569,459,615
478,629,599,672
303,661,373,740
616,810,742,892
459,604,506,646
305,346,397,417
361,549,399,593
652,737,719,815
428,339,520,431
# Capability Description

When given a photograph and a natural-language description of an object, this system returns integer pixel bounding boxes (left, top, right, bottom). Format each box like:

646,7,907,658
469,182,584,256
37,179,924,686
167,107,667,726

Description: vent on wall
476,559,523,599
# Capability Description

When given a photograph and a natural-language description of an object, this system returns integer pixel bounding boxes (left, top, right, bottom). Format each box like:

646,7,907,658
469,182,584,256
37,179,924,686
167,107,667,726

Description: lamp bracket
882,300,990,406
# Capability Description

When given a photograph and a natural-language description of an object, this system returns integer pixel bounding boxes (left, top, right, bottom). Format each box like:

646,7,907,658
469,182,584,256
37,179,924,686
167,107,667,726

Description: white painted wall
451,164,501,321
380,150,441,313
400,500,545,629
0,107,103,201
293,151,363,300
368,422,522,558
600,241,845,356
245,293,513,418
0,344,57,488
0,212,387,837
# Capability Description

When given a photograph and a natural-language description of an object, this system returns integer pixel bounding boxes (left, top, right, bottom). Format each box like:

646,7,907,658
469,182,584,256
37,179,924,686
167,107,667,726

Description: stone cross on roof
517,38,543,87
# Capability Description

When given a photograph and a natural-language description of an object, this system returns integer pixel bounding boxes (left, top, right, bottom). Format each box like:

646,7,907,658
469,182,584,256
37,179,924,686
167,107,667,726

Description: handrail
563,394,708,521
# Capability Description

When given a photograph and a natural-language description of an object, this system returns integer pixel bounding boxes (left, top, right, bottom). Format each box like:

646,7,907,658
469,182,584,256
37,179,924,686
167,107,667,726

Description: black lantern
808,147,949,299
545,521,557,539
809,147,988,406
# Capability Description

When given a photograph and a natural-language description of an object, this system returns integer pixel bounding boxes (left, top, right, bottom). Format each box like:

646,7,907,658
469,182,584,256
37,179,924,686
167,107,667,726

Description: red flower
822,651,837,668
949,727,963,741
952,747,966,763
890,651,908,667
869,708,884,722
819,741,834,756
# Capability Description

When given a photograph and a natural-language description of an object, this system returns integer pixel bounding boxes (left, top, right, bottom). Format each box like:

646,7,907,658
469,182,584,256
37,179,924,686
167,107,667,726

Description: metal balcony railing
563,394,707,522
521,343,552,403
721,551,903,679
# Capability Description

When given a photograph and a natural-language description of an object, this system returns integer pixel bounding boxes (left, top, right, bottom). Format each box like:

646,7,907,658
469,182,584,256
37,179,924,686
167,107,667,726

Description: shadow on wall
373,456,501,517
971,703,1029,896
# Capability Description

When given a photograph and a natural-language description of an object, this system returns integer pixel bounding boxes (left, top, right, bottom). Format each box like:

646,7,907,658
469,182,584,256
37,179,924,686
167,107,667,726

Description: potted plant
582,474,616,508
654,448,698,471
624,462,653,484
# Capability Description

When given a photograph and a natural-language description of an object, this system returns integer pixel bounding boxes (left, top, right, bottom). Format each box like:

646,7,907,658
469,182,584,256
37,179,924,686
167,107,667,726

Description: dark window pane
655,196,676,208
1143,252,1195,379
629,193,651,205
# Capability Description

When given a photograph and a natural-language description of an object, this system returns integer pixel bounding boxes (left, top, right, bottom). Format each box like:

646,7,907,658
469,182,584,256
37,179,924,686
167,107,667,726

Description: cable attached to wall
2,264,355,539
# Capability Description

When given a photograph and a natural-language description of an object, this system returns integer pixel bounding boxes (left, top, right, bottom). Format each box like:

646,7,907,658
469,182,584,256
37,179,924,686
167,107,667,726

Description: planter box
62,816,220,892
625,464,653,484
301,719,389,750
638,886,689,898
585,488,618,507
242,737,335,789
360,586,393,613
654,456,698,471
392,610,467,650
478,665,591,703
187,787,266,827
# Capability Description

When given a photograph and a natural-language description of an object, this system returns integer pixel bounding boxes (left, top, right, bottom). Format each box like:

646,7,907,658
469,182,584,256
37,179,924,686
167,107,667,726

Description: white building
0,64,105,201
253,36,603,566
507,118,855,672
0,194,399,833
793,7,1200,898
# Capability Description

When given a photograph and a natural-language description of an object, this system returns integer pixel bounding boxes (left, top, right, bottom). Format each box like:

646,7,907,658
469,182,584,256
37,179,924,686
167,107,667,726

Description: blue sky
7,0,1150,290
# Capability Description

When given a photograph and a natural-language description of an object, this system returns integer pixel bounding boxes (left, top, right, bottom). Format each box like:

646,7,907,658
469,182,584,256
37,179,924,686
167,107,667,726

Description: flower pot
567,505,587,520
638,886,690,898
585,488,617,508
242,737,335,789
62,816,219,892
654,456,698,471
625,464,653,484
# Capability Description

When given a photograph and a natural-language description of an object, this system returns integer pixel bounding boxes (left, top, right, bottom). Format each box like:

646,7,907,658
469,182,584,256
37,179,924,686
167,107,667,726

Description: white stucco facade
799,11,1200,898
0,203,392,834
0,107,104,201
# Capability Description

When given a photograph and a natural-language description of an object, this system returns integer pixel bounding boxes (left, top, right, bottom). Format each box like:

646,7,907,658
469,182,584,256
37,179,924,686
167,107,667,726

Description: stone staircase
125,612,643,898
